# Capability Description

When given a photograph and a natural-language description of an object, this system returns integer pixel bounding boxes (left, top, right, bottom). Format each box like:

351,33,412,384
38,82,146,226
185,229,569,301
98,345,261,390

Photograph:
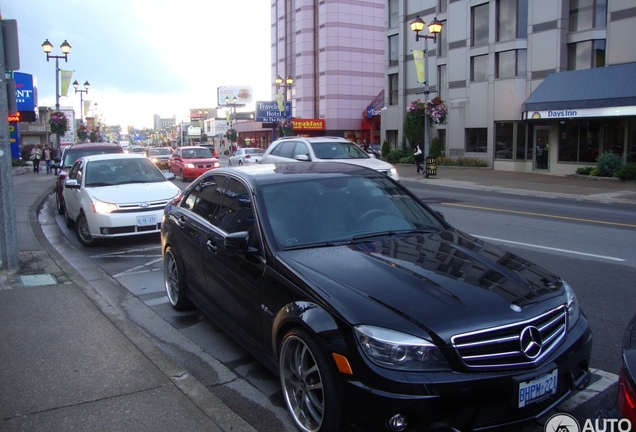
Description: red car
52,142,124,215
168,146,220,182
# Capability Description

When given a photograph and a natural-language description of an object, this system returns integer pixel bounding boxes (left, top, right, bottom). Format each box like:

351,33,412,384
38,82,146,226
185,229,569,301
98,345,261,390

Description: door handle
206,239,218,253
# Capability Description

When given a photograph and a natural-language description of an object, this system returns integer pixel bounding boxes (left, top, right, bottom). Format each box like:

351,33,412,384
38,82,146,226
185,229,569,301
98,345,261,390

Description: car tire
63,205,73,228
228,159,233,166
56,192,65,215
279,328,345,432
75,212,97,247
180,169,186,182
238,160,243,166
163,246,193,311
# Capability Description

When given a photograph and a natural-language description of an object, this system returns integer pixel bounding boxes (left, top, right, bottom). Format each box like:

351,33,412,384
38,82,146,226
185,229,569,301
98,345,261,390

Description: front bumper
339,316,592,432
86,209,165,238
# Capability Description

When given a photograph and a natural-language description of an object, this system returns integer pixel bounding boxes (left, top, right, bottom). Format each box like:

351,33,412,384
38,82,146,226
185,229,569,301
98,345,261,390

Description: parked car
160,162,592,432
168,146,220,181
595,313,636,425
228,147,264,166
199,143,218,157
127,146,147,155
147,146,173,169
52,142,124,215
62,153,180,246
260,136,400,181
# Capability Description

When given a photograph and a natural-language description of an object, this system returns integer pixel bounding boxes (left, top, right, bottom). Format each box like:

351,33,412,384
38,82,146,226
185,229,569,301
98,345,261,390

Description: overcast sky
2,0,271,130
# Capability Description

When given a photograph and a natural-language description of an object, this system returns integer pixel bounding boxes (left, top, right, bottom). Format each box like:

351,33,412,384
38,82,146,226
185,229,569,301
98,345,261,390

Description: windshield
245,148,263,154
261,174,444,250
182,148,213,158
148,148,172,156
311,142,370,160
85,158,168,186
62,147,123,169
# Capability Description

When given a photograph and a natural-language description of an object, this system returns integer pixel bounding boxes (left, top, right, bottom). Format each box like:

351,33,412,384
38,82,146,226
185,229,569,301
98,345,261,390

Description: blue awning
523,63,636,112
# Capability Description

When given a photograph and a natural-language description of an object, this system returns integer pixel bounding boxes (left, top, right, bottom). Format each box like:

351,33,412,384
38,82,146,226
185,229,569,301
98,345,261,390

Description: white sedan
229,147,264,166
62,153,180,246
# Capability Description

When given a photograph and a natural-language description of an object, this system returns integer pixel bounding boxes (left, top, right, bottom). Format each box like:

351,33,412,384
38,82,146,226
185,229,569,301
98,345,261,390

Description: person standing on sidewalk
43,145,52,174
414,142,424,174
30,145,42,173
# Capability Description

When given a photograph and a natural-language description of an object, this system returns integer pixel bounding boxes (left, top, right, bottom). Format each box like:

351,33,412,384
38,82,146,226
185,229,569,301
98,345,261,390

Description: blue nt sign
255,101,291,122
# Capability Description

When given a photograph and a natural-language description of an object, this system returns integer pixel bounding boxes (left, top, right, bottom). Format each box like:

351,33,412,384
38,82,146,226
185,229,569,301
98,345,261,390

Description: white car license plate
518,368,558,408
136,215,157,227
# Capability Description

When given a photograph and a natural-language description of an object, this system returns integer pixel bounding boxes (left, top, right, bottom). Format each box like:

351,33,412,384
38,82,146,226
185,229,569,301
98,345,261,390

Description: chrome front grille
114,200,170,213
451,305,567,370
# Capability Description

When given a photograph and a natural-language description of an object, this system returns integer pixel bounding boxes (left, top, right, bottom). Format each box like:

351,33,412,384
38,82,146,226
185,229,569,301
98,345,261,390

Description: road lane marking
113,257,163,277
442,202,636,228
474,235,626,262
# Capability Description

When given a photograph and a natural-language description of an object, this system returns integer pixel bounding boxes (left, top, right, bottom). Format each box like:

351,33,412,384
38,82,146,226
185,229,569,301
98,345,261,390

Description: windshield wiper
352,228,437,241
282,240,346,251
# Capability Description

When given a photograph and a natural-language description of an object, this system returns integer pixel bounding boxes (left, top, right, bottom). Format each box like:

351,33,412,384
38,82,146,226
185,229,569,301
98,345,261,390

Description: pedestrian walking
43,145,52,174
414,142,424,174
30,145,42,173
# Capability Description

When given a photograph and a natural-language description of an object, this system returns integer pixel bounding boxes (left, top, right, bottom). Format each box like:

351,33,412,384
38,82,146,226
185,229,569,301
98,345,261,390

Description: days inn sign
523,105,636,120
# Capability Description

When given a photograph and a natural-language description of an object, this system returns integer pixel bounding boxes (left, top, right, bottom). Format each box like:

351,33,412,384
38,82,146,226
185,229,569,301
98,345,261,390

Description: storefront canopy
523,62,636,115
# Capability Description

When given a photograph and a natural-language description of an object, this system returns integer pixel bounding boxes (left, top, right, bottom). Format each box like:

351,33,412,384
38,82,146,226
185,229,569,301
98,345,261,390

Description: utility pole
0,15,20,270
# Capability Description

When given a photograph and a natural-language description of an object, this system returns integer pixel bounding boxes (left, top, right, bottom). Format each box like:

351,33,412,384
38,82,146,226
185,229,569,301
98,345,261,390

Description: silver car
229,147,264,166
260,136,400,181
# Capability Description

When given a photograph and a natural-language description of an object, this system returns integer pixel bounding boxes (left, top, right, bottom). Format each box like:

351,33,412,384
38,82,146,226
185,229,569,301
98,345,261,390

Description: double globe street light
73,80,90,123
42,39,71,150
409,16,442,178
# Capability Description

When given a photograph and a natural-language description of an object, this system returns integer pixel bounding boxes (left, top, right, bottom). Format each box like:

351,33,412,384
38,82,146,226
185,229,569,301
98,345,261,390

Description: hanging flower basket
76,124,88,142
425,97,448,126
277,119,294,137
226,128,237,142
49,111,68,136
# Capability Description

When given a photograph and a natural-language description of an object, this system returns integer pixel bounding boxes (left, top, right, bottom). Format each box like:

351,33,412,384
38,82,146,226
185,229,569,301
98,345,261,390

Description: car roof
81,153,149,162
65,142,122,150
208,161,382,187
271,136,350,144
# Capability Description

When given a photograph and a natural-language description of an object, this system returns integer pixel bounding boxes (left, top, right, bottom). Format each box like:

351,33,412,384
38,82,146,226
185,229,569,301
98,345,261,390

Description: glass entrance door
534,127,550,171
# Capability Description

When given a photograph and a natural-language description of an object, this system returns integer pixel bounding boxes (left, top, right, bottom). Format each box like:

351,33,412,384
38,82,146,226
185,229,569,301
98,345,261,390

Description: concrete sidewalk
0,171,257,432
1,165,634,432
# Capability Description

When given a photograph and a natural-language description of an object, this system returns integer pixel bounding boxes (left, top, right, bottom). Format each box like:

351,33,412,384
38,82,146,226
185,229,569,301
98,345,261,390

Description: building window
629,119,636,164
558,120,600,163
438,20,447,57
471,55,488,82
438,64,447,102
389,74,399,106
496,49,527,78
471,3,489,47
466,128,487,152
497,0,528,41
439,0,447,15
388,0,399,29
387,130,399,150
569,0,607,32
495,122,529,160
437,129,447,156
567,40,605,70
389,35,398,67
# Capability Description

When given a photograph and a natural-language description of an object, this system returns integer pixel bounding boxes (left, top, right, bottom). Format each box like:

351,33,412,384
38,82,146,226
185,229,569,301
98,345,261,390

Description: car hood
176,158,218,164
329,157,394,171
87,182,180,203
276,229,565,340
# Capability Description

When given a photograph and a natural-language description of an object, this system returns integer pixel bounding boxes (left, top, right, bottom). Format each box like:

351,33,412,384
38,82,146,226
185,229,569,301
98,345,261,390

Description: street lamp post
410,16,442,178
72,80,90,123
224,96,238,147
274,74,294,118
41,39,72,150
198,109,208,144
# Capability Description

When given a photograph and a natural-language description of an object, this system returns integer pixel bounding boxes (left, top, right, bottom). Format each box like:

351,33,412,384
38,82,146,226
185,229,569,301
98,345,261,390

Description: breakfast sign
217,86,253,105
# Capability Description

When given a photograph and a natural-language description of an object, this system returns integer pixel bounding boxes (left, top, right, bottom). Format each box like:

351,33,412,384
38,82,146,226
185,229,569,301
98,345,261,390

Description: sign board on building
524,105,636,120
255,101,291,122
59,107,76,148
190,108,213,122
292,119,325,131
218,86,253,105
14,72,37,122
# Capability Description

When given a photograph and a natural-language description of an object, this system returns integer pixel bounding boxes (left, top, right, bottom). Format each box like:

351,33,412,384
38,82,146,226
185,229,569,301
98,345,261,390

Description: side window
293,142,309,158
276,141,297,159
217,179,255,234
183,174,228,224
68,160,82,180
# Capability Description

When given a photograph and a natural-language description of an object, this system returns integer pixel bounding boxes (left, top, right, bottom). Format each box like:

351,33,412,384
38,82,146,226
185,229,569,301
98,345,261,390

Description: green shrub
589,168,600,176
436,156,488,167
385,149,407,164
430,137,441,158
12,159,27,167
575,166,594,175
613,163,636,181
381,140,392,158
596,152,624,177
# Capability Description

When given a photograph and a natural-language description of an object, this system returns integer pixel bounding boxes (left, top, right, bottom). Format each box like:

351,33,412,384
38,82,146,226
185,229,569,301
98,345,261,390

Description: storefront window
516,122,529,160
495,122,514,159
558,123,580,162
466,128,487,152
558,120,601,163
628,119,636,163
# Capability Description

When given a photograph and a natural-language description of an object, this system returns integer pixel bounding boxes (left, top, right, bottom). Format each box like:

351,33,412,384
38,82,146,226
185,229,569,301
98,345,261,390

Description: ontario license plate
136,215,157,227
518,369,558,408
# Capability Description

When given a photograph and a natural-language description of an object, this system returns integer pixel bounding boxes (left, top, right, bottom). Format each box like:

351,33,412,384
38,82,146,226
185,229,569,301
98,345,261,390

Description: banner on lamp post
413,50,425,84
275,93,285,113
60,70,73,97
83,100,90,118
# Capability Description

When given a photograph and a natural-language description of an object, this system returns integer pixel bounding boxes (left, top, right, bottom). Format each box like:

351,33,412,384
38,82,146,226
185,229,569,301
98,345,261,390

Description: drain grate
18,274,58,287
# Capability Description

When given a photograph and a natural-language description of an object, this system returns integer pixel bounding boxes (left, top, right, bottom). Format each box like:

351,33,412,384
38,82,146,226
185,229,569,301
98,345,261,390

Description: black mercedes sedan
160,162,592,432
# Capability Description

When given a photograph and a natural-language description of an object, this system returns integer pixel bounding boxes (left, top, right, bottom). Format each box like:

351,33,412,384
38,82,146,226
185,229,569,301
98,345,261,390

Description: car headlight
184,163,195,168
91,198,117,214
562,280,581,330
390,167,398,177
355,325,450,371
